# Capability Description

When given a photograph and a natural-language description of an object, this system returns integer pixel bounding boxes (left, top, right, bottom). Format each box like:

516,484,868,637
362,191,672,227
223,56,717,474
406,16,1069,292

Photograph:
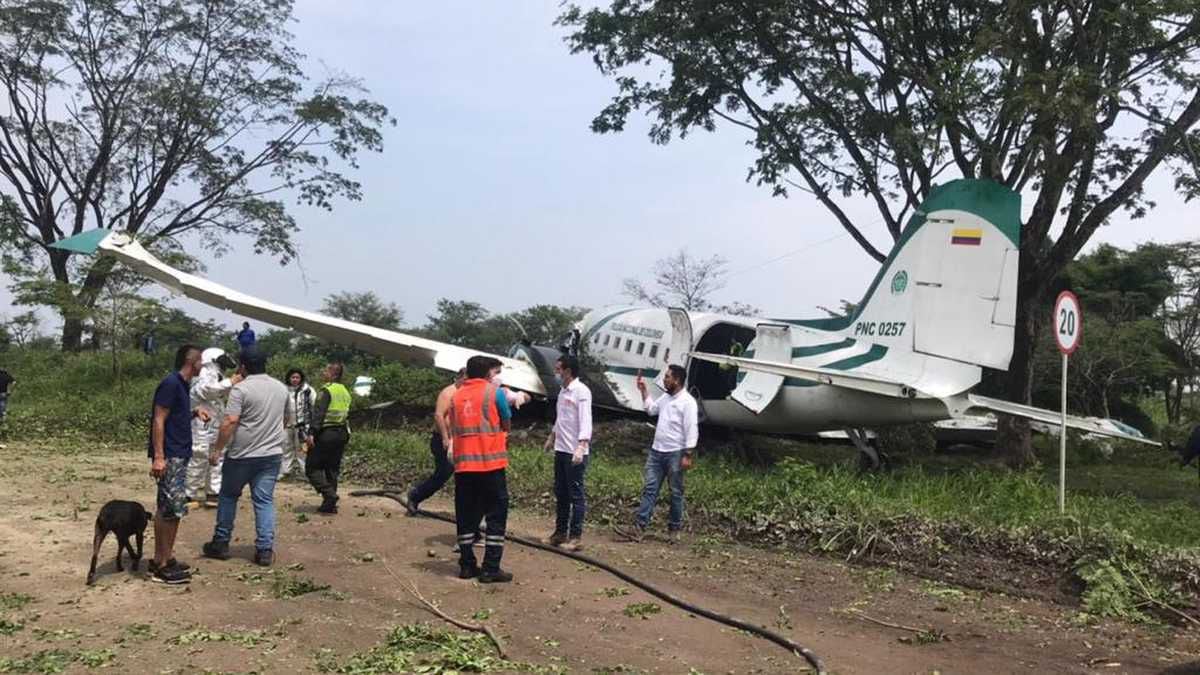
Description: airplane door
656,308,693,391
730,324,790,414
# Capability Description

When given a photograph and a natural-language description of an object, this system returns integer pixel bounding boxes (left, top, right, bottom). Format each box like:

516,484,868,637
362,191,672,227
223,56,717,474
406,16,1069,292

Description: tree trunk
61,316,85,351
996,283,1043,468
54,253,114,352
1166,379,1182,424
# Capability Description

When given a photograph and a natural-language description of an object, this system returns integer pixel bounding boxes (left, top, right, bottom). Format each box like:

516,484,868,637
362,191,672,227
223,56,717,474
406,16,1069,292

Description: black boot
317,495,338,514
202,540,230,560
479,568,513,583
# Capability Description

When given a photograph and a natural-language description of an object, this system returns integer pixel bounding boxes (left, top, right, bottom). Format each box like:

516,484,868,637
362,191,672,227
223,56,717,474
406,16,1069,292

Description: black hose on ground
349,488,827,674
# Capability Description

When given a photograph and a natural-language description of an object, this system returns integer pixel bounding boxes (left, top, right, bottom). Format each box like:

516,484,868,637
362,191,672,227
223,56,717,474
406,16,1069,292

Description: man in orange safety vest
450,355,514,583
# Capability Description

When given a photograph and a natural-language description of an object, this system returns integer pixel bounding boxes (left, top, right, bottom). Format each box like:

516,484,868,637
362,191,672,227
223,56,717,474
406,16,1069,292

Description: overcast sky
3,1,1196,335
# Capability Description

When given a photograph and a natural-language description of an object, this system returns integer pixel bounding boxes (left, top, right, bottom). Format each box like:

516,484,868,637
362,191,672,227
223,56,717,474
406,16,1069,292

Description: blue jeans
410,432,455,505
214,455,281,552
554,452,588,538
635,450,685,531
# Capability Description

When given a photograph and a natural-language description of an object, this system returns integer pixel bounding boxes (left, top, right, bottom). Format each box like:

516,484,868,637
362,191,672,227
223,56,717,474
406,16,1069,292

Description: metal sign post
1053,291,1082,514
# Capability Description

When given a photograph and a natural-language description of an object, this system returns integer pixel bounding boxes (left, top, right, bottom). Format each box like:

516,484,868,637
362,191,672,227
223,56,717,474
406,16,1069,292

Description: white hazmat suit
185,347,234,501
281,380,315,479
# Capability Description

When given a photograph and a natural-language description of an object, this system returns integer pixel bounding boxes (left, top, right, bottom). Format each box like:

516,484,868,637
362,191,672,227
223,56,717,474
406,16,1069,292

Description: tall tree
1161,241,1200,422
507,304,589,345
559,0,1200,465
3,310,39,348
424,299,590,354
1030,242,1179,427
0,0,393,350
424,299,494,348
623,249,760,315
321,291,404,330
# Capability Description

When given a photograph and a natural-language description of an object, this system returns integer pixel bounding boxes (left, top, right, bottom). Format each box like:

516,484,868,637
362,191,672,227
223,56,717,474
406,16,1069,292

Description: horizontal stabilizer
55,231,546,395
689,351,920,399
963,394,1160,446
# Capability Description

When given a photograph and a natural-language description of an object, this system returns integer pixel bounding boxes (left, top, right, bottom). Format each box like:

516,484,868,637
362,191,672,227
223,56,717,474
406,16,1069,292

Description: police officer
450,355,513,583
305,362,351,514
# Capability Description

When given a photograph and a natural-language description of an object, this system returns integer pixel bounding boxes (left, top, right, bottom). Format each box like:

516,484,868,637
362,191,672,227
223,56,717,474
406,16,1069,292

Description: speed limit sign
1052,290,1082,514
1054,291,1082,355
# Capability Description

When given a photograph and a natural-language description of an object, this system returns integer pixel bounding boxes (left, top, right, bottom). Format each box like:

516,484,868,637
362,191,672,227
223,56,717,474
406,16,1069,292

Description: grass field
3,347,1199,618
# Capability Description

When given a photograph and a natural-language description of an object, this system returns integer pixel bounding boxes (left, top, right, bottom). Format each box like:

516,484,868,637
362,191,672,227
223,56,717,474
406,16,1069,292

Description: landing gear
845,428,888,472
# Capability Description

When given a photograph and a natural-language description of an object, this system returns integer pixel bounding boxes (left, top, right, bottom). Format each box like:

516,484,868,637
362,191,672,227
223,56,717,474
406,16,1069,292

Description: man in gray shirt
202,347,293,567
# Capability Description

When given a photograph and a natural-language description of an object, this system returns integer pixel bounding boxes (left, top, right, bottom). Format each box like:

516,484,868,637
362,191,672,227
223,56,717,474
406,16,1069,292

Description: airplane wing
691,350,1159,446
52,230,547,396
963,394,1160,447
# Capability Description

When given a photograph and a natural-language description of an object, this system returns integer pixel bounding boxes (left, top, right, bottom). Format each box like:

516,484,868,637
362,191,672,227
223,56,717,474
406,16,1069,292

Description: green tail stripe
784,378,820,388
737,338,871,388
820,344,888,371
741,338,854,362
582,308,638,343
792,338,856,358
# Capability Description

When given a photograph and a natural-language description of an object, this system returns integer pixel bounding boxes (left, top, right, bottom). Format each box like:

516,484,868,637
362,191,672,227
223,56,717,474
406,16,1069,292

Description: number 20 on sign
1053,291,1082,514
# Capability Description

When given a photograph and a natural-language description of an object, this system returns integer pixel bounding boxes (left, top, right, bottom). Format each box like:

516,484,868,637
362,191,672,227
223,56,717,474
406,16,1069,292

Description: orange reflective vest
450,379,508,473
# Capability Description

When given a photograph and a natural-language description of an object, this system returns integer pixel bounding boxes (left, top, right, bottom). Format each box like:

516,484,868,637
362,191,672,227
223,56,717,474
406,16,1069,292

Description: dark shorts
156,457,189,521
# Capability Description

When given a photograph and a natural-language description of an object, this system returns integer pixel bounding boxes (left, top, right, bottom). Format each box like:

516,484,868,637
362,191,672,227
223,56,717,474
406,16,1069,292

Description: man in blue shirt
148,344,208,584
235,322,256,351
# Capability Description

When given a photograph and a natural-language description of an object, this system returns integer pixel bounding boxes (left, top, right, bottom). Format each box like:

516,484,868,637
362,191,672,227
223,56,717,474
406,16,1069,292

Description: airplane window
593,333,600,344
624,339,632,352
637,342,645,355
649,344,658,359
603,335,610,347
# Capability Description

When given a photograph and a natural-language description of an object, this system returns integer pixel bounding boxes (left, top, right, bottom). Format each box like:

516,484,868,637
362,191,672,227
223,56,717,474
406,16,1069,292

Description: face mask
554,373,563,385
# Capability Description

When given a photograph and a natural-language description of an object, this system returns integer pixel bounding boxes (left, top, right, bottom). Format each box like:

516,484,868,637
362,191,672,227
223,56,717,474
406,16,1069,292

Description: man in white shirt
543,355,592,551
622,364,697,543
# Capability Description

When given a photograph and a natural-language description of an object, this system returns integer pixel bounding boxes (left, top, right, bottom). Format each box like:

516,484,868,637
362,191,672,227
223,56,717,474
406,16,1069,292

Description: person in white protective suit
186,348,239,504
280,367,315,480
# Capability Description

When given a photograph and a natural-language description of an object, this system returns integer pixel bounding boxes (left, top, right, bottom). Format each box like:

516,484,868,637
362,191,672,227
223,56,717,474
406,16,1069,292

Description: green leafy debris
622,603,662,620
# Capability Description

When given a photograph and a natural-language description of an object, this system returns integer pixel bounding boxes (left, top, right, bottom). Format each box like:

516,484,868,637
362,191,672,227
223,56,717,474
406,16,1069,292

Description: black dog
86,500,150,585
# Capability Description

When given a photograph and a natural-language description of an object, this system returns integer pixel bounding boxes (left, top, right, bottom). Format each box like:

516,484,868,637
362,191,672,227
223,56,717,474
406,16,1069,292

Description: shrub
366,362,447,408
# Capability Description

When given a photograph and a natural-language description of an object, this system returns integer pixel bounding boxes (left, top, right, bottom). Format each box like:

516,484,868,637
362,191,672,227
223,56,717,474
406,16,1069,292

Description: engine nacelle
508,342,564,400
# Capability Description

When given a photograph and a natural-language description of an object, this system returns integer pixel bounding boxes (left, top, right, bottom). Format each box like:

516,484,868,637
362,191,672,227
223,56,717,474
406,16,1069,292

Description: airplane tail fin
796,180,1021,371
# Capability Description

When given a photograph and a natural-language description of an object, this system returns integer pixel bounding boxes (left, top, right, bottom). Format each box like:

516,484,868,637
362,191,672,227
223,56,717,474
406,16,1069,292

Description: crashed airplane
53,179,1155,467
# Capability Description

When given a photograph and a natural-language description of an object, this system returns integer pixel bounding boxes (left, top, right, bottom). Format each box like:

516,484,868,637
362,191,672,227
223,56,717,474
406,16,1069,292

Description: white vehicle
53,179,1155,467
352,376,376,397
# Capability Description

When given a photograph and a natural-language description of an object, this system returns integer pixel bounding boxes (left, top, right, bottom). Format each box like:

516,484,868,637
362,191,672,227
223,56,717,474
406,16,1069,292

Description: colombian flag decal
951,228,982,246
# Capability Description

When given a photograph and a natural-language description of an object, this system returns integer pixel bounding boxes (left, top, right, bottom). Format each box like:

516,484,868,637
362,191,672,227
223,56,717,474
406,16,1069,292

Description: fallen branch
849,610,950,645
1124,563,1200,630
847,609,928,634
378,557,508,659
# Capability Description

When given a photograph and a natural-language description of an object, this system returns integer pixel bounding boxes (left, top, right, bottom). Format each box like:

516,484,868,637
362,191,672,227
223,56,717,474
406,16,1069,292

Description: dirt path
0,440,1198,674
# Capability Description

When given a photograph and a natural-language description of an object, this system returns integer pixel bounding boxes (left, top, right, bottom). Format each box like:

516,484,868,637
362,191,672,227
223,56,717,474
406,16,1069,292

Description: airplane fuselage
565,306,955,434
